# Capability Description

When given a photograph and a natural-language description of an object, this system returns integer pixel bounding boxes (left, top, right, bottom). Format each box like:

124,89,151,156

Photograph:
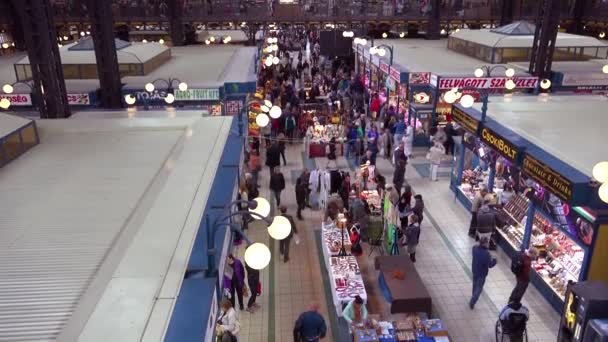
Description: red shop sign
409,72,431,85
380,61,389,73
389,67,401,83
0,93,32,106
438,76,538,90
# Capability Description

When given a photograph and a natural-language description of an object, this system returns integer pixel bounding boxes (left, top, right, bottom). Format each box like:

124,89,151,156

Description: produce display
360,190,381,212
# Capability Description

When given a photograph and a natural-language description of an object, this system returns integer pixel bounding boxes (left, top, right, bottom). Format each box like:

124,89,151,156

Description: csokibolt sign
438,76,538,90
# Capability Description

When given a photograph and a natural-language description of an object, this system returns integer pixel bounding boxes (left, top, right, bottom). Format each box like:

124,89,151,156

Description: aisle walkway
237,140,559,342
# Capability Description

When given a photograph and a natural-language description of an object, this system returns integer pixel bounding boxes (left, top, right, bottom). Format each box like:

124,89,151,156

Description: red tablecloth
309,143,326,158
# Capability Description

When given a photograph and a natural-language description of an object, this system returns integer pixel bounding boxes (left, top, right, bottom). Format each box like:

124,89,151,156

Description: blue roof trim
482,116,531,149
165,117,243,342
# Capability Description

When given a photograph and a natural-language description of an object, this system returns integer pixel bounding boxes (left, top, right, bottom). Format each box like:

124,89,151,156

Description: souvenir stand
448,102,608,313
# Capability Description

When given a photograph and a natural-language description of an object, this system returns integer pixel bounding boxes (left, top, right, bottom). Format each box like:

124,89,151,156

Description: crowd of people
215,31,534,342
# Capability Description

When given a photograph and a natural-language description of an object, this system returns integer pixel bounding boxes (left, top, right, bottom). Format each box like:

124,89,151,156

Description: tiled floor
236,137,559,342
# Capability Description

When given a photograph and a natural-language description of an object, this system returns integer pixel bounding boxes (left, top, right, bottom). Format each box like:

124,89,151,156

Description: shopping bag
243,284,250,297
257,282,262,296
294,234,301,245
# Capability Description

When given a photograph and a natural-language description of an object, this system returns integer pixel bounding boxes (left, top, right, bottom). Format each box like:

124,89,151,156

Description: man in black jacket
295,170,309,220
270,167,286,206
266,141,281,177
279,206,299,262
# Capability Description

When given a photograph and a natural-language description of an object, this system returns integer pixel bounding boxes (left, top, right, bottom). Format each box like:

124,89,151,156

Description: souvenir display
360,190,381,213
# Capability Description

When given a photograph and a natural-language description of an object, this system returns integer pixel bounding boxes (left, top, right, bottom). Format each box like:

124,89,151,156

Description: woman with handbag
217,299,240,342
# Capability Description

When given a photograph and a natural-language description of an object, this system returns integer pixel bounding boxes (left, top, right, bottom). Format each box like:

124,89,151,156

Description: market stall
321,222,367,315
448,96,608,312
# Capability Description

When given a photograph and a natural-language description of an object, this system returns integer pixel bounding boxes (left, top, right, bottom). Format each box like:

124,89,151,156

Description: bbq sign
438,77,538,90
522,154,573,201
480,127,519,162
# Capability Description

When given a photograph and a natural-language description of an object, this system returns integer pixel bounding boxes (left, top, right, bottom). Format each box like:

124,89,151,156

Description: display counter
321,222,367,314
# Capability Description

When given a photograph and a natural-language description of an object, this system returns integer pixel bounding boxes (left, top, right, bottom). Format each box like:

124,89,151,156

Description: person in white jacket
402,124,414,158
217,299,239,341
428,141,446,181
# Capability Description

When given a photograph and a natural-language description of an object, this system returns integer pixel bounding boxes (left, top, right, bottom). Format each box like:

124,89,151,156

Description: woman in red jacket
370,93,381,120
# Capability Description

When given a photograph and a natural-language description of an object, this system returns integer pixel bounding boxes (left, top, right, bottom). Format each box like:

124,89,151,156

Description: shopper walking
295,170,309,220
293,304,327,342
428,140,445,181
468,186,488,237
248,150,261,188
266,141,281,176
393,159,406,195
476,202,497,249
278,133,287,166
245,260,260,313
279,206,299,262
404,214,421,262
227,254,245,310
270,167,286,206
412,194,425,225
470,237,497,309
508,248,538,304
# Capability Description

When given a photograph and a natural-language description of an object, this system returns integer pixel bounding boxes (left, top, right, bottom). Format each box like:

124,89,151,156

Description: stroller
495,302,529,342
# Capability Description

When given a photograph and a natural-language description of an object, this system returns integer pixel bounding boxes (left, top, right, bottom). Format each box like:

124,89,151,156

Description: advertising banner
438,76,538,90
561,72,608,87
0,94,32,106
174,88,220,101
67,93,90,105
409,72,431,85
379,61,389,74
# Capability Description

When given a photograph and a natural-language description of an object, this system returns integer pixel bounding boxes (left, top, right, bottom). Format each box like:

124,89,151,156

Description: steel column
426,0,440,40
169,0,184,46
528,0,560,79
569,0,588,34
86,0,123,108
11,0,70,119
499,0,514,26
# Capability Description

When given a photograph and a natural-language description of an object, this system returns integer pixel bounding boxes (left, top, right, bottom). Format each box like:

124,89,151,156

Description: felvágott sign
438,77,538,90
522,154,573,201
174,88,220,101
480,127,519,162
451,106,479,134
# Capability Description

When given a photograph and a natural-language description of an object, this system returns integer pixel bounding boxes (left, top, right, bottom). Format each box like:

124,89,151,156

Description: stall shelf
448,95,608,313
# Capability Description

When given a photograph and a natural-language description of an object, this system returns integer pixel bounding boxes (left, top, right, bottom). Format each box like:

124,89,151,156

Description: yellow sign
522,154,573,201
451,106,479,133
480,127,519,162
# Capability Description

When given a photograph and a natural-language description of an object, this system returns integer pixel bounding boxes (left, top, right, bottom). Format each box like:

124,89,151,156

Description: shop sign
379,61,389,74
430,74,438,87
67,93,90,105
134,89,169,101
479,127,519,162
409,72,431,85
438,76,538,90
451,106,479,134
174,88,220,101
413,92,430,104
389,67,401,83
561,72,608,87
0,93,31,106
522,154,573,201
225,100,243,116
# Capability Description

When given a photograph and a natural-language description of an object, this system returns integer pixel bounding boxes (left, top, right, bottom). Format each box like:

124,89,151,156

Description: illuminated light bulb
124,94,136,105
80,31,85,37
540,79,552,90
205,40,210,45
142,39,148,43
599,183,608,204
145,83,155,92
460,94,475,108
382,32,388,38
244,243,271,270
353,37,360,44
264,58,273,67
272,56,280,65
63,35,69,40
0,98,10,109
603,65,608,74
399,32,405,38
264,99,273,108
377,48,386,57
260,105,270,113
267,37,273,43
269,105,282,118
474,68,484,78
505,79,516,90
443,91,457,104
592,161,608,183
164,93,175,104
210,36,216,42
3,84,14,94
159,39,165,44
1,43,8,49
256,113,270,127
360,38,367,46
440,29,447,35
267,216,292,240
600,32,606,39
178,82,188,91
250,197,271,218
505,68,515,77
